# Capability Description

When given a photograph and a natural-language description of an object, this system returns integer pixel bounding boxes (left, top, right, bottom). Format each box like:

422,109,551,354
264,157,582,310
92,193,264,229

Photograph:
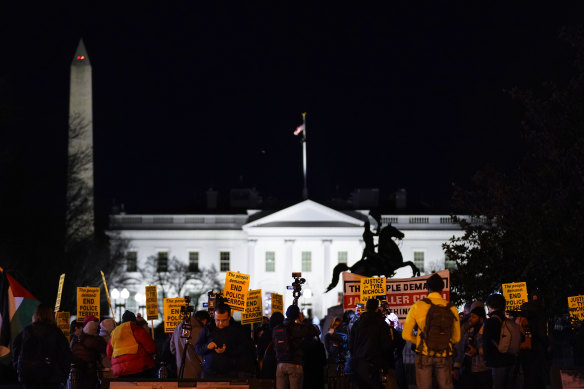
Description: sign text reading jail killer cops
224,271,250,312
342,269,450,323
76,287,100,322
502,282,528,315
242,289,263,325
568,295,584,321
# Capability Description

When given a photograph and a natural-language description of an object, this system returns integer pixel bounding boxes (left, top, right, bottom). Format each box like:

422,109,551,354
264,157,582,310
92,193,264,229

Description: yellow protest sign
242,289,263,325
54,273,65,313
502,282,528,315
271,293,283,315
568,295,584,321
76,287,100,322
56,311,70,339
164,297,185,333
360,276,386,304
224,271,250,312
100,270,115,320
145,286,159,321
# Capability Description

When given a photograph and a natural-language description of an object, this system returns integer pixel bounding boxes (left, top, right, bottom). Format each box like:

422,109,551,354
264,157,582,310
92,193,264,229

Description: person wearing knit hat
99,318,116,371
71,317,107,389
122,310,137,323
107,310,156,378
273,305,314,389
83,315,98,326
402,273,460,388
453,304,491,387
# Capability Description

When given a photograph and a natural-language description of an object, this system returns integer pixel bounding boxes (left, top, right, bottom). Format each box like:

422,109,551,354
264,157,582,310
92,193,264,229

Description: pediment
243,200,365,228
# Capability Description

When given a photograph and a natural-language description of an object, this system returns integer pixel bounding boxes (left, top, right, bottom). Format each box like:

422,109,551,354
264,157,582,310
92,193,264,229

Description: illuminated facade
108,199,463,319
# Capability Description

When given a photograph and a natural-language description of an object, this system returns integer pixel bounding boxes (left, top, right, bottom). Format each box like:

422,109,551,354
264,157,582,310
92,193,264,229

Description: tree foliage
444,27,584,316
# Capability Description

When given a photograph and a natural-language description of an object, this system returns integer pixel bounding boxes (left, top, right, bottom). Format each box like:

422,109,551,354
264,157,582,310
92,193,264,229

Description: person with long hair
12,303,72,388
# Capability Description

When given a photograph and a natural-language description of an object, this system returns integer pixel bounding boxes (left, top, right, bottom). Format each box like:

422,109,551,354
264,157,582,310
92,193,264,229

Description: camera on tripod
286,272,305,306
180,296,194,339
205,290,226,316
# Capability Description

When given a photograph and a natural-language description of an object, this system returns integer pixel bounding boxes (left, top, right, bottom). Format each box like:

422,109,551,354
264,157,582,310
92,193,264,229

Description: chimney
206,188,218,210
395,188,407,210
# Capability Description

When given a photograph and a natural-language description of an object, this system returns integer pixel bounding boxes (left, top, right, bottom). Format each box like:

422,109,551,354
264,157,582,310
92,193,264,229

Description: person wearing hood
71,320,107,389
170,309,209,379
106,310,156,378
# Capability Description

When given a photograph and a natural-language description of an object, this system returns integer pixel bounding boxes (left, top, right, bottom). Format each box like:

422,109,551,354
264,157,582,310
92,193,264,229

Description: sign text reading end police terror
224,271,250,312
76,287,100,322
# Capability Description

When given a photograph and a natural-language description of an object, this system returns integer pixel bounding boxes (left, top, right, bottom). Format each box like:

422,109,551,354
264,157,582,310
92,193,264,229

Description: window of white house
338,251,348,264
189,251,199,272
301,251,312,272
265,251,275,272
157,252,168,272
445,254,456,271
126,251,137,272
220,251,230,272
413,251,425,273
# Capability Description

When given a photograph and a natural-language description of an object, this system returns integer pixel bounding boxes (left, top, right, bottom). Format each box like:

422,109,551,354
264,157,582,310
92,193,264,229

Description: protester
70,319,84,342
106,310,156,378
12,303,72,388
194,304,246,379
483,293,519,389
403,273,461,389
324,316,342,379
259,312,284,379
170,309,209,379
273,304,314,389
98,318,116,378
453,307,491,389
516,299,548,389
71,320,107,389
301,321,326,389
349,299,396,389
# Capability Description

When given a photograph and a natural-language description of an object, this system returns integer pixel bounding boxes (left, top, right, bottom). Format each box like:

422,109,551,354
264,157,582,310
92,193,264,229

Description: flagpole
301,112,308,200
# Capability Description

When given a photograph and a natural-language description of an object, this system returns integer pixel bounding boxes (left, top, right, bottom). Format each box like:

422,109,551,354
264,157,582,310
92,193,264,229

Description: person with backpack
12,303,72,388
483,293,520,389
273,304,314,389
403,273,461,389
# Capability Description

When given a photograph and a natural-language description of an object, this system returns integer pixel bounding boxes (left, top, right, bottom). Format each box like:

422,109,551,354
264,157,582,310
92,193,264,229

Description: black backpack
418,298,457,355
272,323,292,362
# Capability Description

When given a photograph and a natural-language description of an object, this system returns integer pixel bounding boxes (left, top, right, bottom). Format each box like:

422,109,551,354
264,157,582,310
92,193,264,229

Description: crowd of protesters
10,275,551,389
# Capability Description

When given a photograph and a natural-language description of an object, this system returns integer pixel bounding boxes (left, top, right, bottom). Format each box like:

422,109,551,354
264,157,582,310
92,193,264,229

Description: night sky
2,3,583,227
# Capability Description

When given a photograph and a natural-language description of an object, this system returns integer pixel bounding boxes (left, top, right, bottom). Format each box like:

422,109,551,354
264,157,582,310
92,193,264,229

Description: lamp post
111,288,129,322
135,292,146,318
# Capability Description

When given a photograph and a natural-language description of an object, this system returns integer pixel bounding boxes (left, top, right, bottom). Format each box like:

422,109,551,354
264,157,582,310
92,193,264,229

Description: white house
108,199,463,319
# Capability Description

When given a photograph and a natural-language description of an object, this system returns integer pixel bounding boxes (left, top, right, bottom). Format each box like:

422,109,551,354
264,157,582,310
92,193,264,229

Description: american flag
294,124,305,136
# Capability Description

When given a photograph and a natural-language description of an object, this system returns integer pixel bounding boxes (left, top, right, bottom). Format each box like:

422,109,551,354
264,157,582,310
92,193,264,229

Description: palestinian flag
0,267,39,367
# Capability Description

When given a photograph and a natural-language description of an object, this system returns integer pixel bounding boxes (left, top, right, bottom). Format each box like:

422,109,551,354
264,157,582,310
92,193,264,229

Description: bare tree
140,255,223,308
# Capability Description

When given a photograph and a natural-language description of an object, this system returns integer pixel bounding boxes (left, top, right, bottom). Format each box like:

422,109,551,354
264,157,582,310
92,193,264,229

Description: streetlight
135,292,146,318
111,288,129,322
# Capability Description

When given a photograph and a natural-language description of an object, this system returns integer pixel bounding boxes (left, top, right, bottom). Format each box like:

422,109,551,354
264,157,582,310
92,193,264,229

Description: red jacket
106,321,156,377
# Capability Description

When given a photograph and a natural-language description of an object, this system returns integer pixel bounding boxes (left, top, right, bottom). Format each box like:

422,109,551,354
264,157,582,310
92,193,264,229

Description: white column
247,239,256,283
321,239,332,318
284,240,294,303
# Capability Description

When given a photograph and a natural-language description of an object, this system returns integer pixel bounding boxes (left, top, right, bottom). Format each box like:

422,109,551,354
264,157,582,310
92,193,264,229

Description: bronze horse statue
325,222,421,292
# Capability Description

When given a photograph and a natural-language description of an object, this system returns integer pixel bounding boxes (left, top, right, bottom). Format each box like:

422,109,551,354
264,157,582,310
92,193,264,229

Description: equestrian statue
325,212,420,292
